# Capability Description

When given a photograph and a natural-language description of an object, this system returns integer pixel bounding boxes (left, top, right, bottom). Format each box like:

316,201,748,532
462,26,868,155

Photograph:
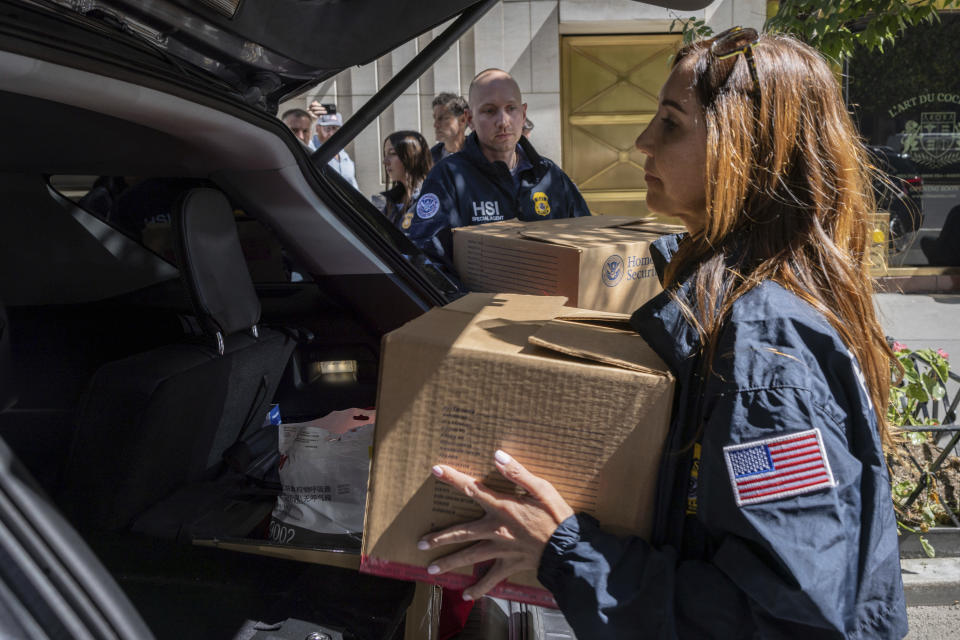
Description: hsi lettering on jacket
471,201,502,222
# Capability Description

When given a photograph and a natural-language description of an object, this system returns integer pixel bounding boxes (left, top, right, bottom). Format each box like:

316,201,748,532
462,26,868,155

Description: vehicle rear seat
61,188,295,530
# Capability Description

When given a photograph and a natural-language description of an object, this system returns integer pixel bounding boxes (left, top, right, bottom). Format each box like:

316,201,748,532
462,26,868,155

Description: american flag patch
724,428,835,507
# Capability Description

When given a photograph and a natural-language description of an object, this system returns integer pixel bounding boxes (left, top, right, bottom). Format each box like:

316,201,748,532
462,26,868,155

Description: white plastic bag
268,408,374,547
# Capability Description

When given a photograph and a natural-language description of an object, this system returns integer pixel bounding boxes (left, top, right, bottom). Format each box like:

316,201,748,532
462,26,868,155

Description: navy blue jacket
430,141,446,166
406,132,591,270
538,234,908,639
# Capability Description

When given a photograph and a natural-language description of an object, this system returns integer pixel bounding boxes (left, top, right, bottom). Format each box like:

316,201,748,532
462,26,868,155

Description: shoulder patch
724,428,835,507
416,193,440,219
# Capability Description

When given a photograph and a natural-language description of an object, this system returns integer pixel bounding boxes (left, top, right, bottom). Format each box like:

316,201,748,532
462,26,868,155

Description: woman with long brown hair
418,29,908,638
374,130,432,230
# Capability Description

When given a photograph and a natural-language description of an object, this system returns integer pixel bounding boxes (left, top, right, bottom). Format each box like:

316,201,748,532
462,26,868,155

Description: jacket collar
629,233,702,377
462,132,547,181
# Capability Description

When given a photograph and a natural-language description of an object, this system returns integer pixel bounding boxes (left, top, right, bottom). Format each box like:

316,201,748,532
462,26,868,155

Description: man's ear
522,103,528,120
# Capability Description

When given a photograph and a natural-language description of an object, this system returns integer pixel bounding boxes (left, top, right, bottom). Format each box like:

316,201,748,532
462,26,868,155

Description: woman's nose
635,132,648,154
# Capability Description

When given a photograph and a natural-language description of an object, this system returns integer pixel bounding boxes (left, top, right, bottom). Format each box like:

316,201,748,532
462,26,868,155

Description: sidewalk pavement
875,292,960,395
905,604,960,638
876,292,960,613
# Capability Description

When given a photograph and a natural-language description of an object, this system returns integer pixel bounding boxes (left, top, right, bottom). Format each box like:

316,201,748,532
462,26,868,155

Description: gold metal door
561,34,680,219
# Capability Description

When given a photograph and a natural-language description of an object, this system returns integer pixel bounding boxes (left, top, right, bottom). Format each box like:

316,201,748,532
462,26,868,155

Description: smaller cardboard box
452,217,683,314
361,293,674,606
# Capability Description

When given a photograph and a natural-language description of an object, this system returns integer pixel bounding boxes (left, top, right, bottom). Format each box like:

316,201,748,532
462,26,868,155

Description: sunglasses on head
708,26,762,102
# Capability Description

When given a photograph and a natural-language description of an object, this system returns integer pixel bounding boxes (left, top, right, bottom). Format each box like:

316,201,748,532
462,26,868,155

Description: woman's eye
661,117,677,131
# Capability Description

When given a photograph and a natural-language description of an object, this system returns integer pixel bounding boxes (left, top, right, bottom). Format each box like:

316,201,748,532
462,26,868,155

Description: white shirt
309,137,359,190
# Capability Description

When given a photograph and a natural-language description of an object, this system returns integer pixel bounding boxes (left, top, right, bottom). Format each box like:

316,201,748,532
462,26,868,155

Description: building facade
281,0,767,211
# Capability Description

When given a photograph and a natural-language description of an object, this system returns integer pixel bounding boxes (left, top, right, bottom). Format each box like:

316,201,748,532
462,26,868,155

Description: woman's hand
417,450,574,601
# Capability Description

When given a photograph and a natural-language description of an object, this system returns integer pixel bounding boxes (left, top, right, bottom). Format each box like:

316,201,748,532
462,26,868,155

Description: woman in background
374,130,432,231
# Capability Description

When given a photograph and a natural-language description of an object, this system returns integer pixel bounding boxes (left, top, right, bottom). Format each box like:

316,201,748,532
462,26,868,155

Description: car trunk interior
0,81,420,638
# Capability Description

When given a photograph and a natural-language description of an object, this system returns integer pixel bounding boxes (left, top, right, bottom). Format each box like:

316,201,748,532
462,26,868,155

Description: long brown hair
383,130,433,209
665,33,896,444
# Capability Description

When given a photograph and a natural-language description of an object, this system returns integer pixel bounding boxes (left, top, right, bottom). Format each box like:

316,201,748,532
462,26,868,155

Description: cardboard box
452,216,684,314
360,293,674,606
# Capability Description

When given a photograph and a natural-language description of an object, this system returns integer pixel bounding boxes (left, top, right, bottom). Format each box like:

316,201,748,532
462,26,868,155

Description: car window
848,12,960,267
0,173,178,306
51,175,312,284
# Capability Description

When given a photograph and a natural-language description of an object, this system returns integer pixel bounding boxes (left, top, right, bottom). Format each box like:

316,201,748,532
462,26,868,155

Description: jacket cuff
537,512,599,588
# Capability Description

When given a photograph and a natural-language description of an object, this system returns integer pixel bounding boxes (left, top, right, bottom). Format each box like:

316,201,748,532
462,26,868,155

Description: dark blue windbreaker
405,132,591,270
537,234,908,639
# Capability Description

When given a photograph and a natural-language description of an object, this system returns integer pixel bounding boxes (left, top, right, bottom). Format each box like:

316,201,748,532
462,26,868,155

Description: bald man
405,69,590,272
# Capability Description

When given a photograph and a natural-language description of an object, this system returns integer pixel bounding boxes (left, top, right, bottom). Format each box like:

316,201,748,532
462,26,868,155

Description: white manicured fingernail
462,592,473,601
417,540,430,551
431,465,443,478
494,450,511,464
427,564,440,575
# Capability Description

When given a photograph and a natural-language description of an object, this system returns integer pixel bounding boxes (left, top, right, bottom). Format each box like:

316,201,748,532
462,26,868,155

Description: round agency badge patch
601,254,624,287
416,193,440,219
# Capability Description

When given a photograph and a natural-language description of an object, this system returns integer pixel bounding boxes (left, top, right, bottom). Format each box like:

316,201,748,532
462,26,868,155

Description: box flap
517,218,666,249
450,219,528,240
442,293,569,319
528,318,669,375
557,309,632,322
389,294,573,359
610,221,686,235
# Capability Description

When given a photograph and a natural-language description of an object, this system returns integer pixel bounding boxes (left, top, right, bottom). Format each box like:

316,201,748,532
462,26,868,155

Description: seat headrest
174,188,260,339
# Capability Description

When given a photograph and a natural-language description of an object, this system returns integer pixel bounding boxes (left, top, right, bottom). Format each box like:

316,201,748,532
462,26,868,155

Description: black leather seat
61,188,295,530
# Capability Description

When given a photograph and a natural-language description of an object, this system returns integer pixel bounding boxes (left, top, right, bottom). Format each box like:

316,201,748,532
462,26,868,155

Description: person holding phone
308,101,359,190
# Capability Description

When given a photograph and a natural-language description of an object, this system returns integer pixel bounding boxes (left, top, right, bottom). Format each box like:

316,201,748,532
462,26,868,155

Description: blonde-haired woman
419,29,908,638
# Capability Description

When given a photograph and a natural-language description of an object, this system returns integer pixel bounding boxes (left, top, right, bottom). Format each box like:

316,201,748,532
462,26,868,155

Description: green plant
765,0,956,61
887,342,954,557
888,342,949,428
668,14,713,47
671,2,959,62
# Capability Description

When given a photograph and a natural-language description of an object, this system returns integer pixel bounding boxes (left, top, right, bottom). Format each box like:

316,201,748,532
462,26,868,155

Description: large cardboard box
360,293,674,606
452,217,683,314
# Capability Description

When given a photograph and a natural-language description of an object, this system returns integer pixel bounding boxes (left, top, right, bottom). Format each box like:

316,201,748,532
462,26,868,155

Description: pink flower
892,341,907,353
937,348,949,360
